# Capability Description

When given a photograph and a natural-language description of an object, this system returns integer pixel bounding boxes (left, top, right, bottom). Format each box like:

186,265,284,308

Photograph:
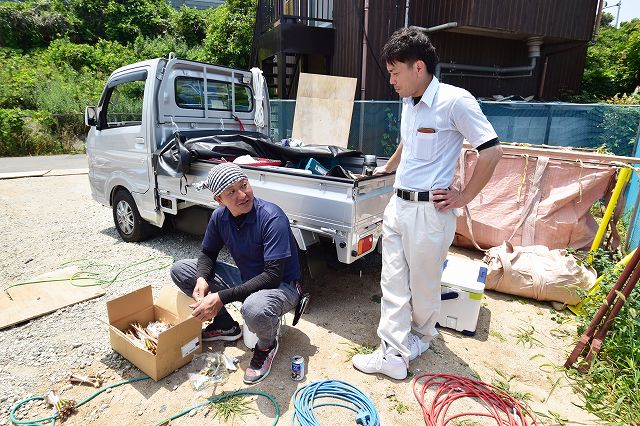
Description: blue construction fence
269,99,640,250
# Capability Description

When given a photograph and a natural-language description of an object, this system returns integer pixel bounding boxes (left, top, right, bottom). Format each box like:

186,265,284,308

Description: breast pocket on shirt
413,131,439,162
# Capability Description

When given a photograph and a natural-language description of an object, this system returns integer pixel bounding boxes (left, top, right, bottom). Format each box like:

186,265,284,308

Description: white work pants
377,196,457,365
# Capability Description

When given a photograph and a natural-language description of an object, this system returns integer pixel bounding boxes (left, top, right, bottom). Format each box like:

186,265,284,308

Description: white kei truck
85,54,395,265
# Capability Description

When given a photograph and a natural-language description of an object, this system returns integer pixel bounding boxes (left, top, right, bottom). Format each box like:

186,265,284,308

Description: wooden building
251,0,602,100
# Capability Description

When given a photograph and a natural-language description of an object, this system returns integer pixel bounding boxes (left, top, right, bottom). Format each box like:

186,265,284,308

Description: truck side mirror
85,106,98,127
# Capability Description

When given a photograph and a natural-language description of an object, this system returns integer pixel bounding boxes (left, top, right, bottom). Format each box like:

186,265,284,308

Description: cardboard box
106,286,202,381
437,256,487,336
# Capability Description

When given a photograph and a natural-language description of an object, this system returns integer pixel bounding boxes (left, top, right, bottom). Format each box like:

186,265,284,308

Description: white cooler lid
441,256,487,293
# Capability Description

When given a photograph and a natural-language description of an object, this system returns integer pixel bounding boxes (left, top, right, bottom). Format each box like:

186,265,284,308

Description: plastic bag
187,352,238,395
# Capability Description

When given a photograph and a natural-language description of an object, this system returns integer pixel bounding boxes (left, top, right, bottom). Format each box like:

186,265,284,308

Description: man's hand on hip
192,277,210,302
431,188,468,212
190,292,223,321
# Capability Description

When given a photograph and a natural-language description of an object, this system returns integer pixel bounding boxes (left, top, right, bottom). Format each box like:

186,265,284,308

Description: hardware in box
437,256,487,336
106,286,202,381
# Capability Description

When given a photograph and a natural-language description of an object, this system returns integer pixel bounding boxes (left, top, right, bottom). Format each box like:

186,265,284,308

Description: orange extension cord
412,374,540,426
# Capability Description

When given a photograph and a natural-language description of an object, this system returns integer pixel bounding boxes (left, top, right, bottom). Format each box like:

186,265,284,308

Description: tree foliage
0,1,68,49
52,0,174,44
581,14,640,101
200,0,257,68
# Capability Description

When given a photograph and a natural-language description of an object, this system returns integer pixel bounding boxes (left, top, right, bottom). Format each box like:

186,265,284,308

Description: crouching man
170,163,301,385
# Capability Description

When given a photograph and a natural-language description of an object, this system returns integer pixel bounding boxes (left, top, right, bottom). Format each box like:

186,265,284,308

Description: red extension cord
412,374,540,426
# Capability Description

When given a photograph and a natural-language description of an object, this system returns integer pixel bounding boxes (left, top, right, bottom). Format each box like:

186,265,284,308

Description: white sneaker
352,349,407,380
408,333,429,361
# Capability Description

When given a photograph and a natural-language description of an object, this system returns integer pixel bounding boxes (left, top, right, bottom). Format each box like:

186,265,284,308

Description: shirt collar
402,76,440,108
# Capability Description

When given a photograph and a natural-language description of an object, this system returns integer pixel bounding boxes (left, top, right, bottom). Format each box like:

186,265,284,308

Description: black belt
396,189,430,201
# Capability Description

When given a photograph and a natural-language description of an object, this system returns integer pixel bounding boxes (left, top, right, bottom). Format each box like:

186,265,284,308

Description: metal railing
256,0,333,35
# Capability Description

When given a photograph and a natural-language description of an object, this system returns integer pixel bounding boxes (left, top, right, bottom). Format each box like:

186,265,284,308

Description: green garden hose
9,376,149,426
3,256,174,293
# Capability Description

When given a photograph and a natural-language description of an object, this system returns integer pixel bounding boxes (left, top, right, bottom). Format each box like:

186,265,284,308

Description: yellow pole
586,167,632,264
568,248,636,315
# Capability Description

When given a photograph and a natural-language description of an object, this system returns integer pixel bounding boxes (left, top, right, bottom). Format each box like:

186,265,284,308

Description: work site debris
124,321,172,355
188,353,230,393
44,390,76,421
69,373,103,388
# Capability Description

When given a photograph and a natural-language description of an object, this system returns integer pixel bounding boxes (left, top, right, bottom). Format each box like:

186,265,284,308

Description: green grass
342,342,375,362
491,370,532,402
488,329,506,342
210,395,254,423
514,325,543,348
386,395,410,414
568,248,640,424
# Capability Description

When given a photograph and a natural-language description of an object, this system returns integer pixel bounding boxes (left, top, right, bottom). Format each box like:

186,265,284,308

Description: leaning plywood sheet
291,73,357,149
0,266,104,330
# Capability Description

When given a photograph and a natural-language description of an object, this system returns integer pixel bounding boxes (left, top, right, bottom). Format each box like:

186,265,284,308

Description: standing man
353,27,502,380
171,162,301,385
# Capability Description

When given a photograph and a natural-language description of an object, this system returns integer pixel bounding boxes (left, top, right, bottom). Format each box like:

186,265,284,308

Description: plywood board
292,73,357,149
0,266,105,330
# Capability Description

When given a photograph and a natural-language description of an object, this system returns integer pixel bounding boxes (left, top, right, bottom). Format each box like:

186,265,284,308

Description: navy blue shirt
202,197,301,283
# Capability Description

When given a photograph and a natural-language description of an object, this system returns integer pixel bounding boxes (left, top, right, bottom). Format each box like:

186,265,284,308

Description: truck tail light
357,234,374,255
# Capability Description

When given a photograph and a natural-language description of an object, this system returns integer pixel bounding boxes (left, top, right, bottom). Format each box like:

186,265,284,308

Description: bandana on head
194,163,248,196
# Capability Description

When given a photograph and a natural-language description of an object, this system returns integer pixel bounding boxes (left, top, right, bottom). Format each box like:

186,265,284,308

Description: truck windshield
175,77,253,112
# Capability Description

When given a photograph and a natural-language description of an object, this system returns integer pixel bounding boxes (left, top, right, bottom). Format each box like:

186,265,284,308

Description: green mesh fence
269,100,640,157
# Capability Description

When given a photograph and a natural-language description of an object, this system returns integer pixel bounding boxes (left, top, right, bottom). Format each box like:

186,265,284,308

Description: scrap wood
124,321,172,355
0,266,104,330
69,373,104,388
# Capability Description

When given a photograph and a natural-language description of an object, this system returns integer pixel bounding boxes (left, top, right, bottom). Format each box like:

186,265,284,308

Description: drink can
291,355,304,381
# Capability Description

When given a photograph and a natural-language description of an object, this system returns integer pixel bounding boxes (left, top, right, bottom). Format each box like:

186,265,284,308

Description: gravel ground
0,174,602,425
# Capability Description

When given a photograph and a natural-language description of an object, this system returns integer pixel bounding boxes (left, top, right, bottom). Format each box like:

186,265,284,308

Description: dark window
175,77,253,112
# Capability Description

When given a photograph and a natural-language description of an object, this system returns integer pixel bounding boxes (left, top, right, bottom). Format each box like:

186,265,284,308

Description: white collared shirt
395,77,498,192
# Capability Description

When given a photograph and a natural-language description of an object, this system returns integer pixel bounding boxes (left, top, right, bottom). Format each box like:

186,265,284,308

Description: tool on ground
412,374,539,426
293,292,310,326
292,379,379,426
565,246,640,372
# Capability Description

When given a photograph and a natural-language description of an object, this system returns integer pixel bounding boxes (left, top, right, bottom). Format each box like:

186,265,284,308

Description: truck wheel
112,190,151,242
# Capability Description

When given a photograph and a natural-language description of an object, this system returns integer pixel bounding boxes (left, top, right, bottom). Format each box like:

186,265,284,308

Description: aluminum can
291,355,305,381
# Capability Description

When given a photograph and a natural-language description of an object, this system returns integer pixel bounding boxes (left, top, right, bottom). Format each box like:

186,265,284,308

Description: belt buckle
410,191,417,201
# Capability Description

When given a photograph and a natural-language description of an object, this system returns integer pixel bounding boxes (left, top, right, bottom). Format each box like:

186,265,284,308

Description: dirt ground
0,174,602,425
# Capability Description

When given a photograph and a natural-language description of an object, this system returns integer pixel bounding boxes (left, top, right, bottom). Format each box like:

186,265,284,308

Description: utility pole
603,0,622,28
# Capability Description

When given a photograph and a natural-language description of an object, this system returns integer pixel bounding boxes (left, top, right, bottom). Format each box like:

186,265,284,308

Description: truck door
87,68,151,201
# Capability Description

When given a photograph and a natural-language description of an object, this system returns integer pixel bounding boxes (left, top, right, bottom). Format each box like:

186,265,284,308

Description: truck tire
112,189,151,242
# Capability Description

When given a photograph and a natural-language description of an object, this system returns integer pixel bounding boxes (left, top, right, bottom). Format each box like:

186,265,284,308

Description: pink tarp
454,149,616,250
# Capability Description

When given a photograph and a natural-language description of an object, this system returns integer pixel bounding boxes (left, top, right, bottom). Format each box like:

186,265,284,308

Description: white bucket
242,322,259,349
242,318,284,350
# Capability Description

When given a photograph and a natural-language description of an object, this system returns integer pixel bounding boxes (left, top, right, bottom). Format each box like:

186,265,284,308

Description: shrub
171,5,209,46
0,108,61,156
131,35,204,62
200,0,256,68
0,0,68,49
54,0,174,45
570,251,640,424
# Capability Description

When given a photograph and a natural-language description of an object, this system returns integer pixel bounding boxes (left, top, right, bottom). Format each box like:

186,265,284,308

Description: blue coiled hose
292,380,380,426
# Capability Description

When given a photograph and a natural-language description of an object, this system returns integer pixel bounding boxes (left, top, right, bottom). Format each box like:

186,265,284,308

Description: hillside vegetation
0,0,255,156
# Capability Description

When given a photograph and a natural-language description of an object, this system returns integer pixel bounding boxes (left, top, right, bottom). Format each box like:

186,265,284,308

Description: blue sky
610,0,640,25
